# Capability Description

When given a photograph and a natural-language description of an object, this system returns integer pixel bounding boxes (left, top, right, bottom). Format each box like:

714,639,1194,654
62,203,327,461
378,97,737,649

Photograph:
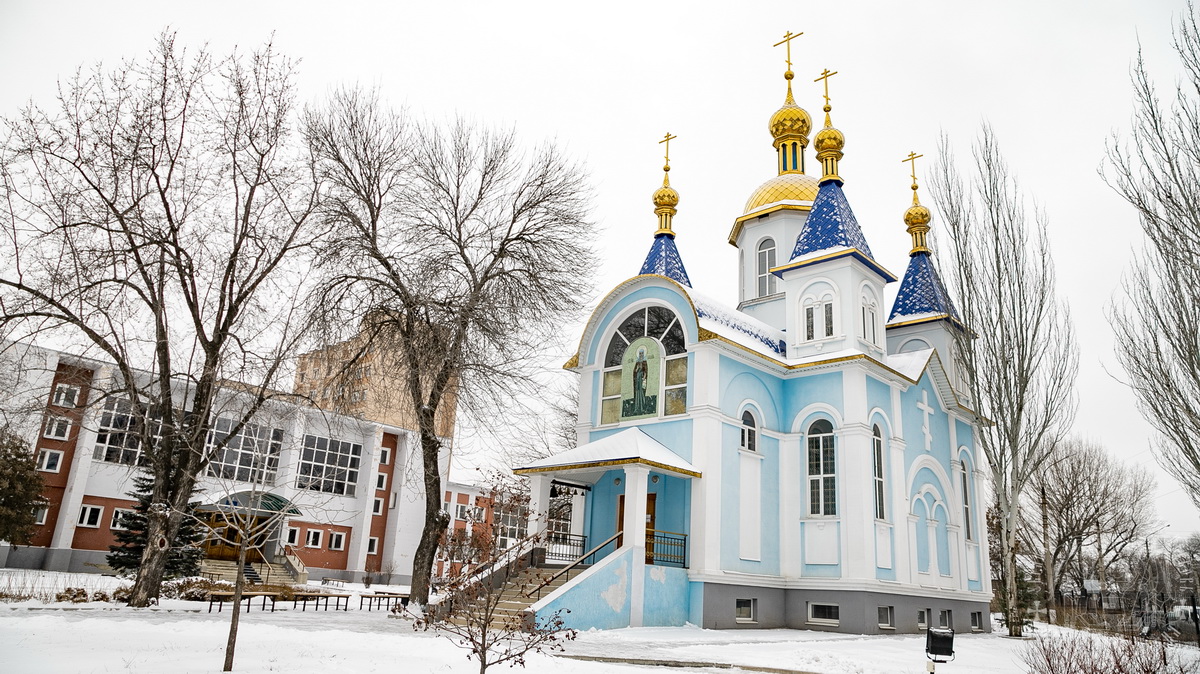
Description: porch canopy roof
513,428,701,482
200,491,303,517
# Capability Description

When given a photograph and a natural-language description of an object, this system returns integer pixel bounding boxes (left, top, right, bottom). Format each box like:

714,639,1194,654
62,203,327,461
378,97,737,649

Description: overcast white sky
2,1,1195,534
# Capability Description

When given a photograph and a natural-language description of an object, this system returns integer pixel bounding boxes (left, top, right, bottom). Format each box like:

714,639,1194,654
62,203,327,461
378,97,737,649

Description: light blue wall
913,498,930,573
784,372,844,430
719,358,784,430
719,423,781,575
901,376,952,472
590,419,694,462
538,548,634,631
866,375,893,425
582,467,692,560
642,565,690,626
584,286,699,366
688,581,705,625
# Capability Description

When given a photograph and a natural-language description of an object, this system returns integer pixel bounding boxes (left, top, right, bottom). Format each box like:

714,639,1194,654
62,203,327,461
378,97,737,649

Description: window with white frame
52,384,80,408
878,605,895,628
376,472,387,490
305,529,323,548
971,611,984,631
379,447,390,465
495,506,528,550
296,434,362,496
918,608,930,629
735,598,757,623
368,537,379,555
600,306,688,424
328,531,345,551
205,417,284,485
808,602,840,625
34,507,48,526
37,448,63,473
740,410,758,452
373,498,384,516
110,508,135,530
43,415,71,440
860,295,879,345
756,239,777,297
939,609,953,628
93,398,157,466
807,419,836,516
961,464,974,541
78,505,103,528
872,425,886,520
286,527,299,546
802,293,835,341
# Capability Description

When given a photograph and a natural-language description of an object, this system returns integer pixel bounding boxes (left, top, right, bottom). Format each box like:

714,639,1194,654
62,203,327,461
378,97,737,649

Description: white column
623,463,650,627
528,474,552,539
345,424,383,579
840,366,872,581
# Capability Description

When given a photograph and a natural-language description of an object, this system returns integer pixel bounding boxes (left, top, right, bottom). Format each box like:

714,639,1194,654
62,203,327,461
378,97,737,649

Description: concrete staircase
441,564,582,631
201,559,296,585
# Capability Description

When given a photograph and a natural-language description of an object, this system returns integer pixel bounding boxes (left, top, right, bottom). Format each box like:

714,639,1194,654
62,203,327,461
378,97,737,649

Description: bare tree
0,33,319,606
930,126,1079,636
1106,4,1200,512
304,88,595,605
1020,439,1156,622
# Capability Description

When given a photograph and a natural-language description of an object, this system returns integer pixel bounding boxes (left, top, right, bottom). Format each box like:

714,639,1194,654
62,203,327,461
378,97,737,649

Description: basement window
735,598,757,623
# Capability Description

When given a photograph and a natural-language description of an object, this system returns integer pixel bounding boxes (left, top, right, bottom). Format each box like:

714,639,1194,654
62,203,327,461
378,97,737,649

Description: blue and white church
515,58,991,634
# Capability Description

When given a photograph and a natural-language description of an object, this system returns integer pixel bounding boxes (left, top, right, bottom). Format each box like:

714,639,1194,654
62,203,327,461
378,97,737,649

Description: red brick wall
291,521,353,571
71,495,138,551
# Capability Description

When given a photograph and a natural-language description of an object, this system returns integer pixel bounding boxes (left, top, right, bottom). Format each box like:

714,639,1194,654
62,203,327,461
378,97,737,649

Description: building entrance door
616,493,657,563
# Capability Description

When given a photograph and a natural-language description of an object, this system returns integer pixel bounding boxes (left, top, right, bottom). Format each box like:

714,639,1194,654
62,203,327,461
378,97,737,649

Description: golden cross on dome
814,69,839,109
902,151,924,184
659,132,677,169
773,30,803,71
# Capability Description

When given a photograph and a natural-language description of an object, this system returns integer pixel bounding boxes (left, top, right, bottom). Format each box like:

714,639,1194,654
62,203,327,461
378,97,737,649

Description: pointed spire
640,133,691,286
901,152,932,256
889,152,960,324
813,68,844,184
769,30,811,175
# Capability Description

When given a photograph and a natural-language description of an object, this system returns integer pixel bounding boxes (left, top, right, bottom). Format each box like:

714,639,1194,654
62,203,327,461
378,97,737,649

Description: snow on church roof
887,252,960,323
884,348,934,381
513,427,701,478
790,180,875,261
638,234,692,287
688,289,786,356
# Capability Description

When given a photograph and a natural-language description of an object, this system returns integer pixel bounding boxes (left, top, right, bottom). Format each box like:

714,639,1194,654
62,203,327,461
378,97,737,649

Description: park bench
207,590,279,613
360,591,409,611
291,591,351,612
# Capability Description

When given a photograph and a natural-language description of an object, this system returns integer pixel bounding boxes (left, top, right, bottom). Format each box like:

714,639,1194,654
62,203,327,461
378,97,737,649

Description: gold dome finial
770,30,811,175
901,151,932,255
813,68,844,184
652,132,680,237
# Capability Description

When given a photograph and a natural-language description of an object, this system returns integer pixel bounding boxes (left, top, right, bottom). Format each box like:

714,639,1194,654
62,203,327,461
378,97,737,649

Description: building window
37,448,63,473
205,417,284,485
296,434,362,496
286,527,299,546
939,609,953,629
376,472,387,490
456,503,483,522
970,611,984,631
878,606,895,629
52,384,80,408
802,297,835,341
961,466,974,541
495,506,528,550
379,447,390,465
34,507,48,526
93,398,155,466
110,508,135,530
918,608,930,629
373,498,384,516
740,410,758,452
329,531,345,551
860,297,879,345
78,505,103,528
368,537,379,555
872,425,886,520
808,602,840,625
807,419,836,516
43,415,71,440
735,598,757,623
600,306,688,424
756,239,777,297
305,529,323,548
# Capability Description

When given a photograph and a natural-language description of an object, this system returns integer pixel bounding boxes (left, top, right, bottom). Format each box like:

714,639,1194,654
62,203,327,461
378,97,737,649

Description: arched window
802,294,835,341
756,239,777,298
740,410,758,452
872,425,885,520
600,306,688,424
807,419,836,516
860,294,879,345
960,463,974,541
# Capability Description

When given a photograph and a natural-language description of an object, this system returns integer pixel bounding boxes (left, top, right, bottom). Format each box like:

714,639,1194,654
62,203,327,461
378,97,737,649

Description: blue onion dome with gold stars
639,137,692,287
888,160,960,324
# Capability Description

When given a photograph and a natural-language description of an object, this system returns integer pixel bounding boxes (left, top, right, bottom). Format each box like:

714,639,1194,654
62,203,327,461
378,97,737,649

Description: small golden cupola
652,132,680,237
902,151,932,255
812,68,845,184
769,31,812,175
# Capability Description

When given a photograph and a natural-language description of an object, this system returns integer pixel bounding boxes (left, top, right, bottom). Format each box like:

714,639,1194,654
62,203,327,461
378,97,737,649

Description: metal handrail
281,544,306,581
526,531,624,600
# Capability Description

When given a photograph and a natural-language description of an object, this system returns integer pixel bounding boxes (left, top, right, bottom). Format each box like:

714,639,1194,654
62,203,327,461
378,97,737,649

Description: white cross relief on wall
916,389,934,452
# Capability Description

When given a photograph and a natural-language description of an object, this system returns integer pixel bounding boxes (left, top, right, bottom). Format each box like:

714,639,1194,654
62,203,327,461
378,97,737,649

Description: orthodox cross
903,151,924,184
916,389,935,452
659,132,677,169
773,30,803,71
814,68,838,108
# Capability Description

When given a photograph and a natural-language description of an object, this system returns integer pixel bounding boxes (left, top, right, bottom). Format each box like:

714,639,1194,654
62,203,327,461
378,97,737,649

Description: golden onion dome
652,167,680,208
813,124,844,154
743,171,820,215
769,71,812,142
904,202,932,227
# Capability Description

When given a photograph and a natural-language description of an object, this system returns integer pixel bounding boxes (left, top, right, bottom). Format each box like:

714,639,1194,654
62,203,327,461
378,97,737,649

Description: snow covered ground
0,570,1184,673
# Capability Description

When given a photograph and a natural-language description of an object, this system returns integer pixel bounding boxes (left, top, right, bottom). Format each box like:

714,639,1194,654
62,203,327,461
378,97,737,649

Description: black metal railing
647,529,687,568
527,531,623,601
544,532,587,563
